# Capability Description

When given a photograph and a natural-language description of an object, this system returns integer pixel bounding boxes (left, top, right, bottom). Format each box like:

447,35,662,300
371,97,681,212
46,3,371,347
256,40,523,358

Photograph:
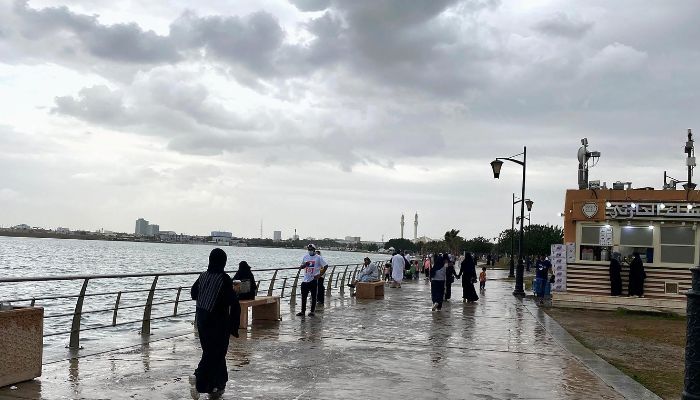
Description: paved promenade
1,270,653,399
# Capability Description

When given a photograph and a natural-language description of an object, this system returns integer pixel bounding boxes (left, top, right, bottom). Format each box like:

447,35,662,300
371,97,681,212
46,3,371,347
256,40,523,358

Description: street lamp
491,146,528,297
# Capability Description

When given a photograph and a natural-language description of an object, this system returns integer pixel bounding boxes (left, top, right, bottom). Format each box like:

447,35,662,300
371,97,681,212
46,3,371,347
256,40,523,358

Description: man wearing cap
297,244,325,317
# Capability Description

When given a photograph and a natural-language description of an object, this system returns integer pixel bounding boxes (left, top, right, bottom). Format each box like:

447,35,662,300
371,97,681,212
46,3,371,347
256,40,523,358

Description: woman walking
445,259,458,300
190,248,237,399
430,253,447,311
459,252,479,303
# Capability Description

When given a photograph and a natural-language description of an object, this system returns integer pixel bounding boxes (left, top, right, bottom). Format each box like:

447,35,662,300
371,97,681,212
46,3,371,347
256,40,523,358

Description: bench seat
355,281,384,299
238,296,280,330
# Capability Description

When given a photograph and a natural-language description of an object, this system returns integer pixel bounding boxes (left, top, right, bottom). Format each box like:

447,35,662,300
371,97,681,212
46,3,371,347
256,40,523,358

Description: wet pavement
2,270,636,399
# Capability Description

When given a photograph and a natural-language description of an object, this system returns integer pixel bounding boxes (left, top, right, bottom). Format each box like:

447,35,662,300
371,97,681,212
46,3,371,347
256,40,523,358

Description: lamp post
491,146,530,297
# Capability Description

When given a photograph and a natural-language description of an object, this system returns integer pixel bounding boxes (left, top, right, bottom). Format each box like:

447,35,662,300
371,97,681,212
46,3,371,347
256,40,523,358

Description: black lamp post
491,146,529,297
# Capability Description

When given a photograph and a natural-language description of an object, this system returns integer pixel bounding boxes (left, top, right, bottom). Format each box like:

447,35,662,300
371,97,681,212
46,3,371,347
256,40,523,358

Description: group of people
189,245,493,398
609,251,646,297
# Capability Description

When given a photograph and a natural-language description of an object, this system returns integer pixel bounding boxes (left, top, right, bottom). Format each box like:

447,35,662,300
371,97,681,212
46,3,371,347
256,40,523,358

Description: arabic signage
606,202,700,219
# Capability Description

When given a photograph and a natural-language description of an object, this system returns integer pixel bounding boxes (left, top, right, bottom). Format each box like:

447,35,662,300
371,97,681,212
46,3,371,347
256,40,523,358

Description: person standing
423,256,431,280
479,267,487,291
430,253,447,311
190,248,236,399
391,250,405,288
297,244,324,317
535,255,551,303
459,252,479,303
628,252,646,297
609,252,623,296
444,259,458,300
315,250,329,305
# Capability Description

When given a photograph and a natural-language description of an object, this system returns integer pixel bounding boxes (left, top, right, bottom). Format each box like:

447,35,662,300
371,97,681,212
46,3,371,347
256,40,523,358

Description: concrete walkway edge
523,301,662,400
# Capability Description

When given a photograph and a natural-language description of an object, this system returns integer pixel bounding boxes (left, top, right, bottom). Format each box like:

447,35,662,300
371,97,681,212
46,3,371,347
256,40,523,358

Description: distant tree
463,236,494,255
497,224,563,258
444,229,464,254
384,238,417,252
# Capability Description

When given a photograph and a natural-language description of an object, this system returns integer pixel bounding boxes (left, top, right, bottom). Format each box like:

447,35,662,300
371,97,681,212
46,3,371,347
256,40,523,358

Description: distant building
56,227,70,234
12,224,31,230
146,224,160,237
211,231,233,239
344,236,361,243
135,218,149,236
273,231,282,241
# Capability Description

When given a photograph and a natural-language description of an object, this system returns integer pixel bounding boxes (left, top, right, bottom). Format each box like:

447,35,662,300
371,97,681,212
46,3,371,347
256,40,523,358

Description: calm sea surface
0,236,381,355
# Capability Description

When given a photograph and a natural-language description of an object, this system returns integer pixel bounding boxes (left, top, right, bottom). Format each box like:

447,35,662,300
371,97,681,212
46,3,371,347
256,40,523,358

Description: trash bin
0,306,44,387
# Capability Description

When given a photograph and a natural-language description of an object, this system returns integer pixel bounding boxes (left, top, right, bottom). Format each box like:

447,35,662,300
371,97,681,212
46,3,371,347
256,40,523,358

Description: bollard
684,266,700,400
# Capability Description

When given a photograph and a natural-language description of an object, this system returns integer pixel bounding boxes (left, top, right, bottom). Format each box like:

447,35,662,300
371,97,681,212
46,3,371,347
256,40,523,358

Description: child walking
479,267,487,291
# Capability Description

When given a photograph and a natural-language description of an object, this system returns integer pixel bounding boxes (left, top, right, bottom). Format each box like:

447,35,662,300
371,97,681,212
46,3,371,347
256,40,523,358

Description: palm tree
444,229,461,254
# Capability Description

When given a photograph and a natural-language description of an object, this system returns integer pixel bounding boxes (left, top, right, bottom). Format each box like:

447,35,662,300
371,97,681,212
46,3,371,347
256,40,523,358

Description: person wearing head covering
430,253,447,311
628,252,646,297
189,248,236,399
315,250,329,305
609,251,623,296
232,261,257,301
444,258,458,300
458,252,479,303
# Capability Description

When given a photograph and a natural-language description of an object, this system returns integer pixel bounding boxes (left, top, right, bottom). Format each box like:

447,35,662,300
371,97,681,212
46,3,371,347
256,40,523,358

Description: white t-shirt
302,254,327,283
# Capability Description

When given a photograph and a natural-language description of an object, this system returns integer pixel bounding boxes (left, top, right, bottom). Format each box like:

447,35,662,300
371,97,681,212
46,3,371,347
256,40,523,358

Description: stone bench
355,281,384,299
238,296,280,330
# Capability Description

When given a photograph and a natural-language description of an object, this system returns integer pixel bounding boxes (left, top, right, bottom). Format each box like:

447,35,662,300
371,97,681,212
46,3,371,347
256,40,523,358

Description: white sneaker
188,375,199,400
431,303,438,311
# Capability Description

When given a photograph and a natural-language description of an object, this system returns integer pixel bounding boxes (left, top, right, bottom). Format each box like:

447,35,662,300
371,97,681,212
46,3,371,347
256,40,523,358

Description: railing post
280,277,288,298
340,266,349,295
683,266,700,400
69,278,90,349
290,269,301,305
30,297,35,307
326,267,336,297
267,269,278,296
173,287,182,317
112,291,122,326
141,275,159,336
351,264,359,283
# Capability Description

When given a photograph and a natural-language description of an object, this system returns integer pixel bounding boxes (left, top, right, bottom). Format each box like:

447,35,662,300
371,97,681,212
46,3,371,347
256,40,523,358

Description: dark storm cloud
534,13,593,39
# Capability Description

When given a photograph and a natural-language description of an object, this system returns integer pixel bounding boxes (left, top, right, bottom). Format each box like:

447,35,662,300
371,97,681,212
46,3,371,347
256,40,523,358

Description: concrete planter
0,306,43,387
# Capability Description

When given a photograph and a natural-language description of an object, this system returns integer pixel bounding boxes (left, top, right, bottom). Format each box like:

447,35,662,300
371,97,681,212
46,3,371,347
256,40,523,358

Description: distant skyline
2,1,700,241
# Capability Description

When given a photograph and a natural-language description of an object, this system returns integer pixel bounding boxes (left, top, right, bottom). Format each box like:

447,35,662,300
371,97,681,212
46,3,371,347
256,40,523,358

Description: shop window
660,226,696,264
579,225,612,261
620,226,654,263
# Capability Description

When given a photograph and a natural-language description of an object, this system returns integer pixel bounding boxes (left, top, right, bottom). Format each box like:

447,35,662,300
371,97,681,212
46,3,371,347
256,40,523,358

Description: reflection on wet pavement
0,270,624,399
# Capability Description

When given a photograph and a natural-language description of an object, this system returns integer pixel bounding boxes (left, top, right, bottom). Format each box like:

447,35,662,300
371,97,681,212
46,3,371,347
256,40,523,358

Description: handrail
0,260,389,350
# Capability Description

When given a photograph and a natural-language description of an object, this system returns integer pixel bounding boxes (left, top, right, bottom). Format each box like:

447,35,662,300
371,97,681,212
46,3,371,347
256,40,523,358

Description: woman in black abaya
609,252,623,296
628,252,646,297
459,252,479,303
190,248,236,399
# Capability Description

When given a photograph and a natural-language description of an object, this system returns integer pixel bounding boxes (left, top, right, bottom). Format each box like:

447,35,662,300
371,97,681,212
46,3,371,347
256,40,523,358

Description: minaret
400,214,405,239
414,212,418,240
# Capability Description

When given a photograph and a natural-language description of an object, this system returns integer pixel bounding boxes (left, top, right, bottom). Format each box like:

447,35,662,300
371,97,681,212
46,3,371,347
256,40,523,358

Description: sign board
606,202,700,219
598,226,613,246
582,202,599,219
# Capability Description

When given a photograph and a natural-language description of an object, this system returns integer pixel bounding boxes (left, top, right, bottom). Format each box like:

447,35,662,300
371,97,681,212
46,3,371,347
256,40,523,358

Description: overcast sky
1,0,699,241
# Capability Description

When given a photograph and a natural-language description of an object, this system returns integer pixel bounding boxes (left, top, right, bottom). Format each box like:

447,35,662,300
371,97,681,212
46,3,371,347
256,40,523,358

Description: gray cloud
534,13,593,39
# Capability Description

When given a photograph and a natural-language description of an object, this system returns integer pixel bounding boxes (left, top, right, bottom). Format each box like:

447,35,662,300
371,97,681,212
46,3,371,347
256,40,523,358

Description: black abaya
191,249,237,394
628,256,646,296
459,256,479,302
609,259,622,296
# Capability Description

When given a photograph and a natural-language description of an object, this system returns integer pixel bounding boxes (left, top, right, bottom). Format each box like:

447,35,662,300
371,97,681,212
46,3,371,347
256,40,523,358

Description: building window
579,225,612,261
620,226,654,263
660,226,696,264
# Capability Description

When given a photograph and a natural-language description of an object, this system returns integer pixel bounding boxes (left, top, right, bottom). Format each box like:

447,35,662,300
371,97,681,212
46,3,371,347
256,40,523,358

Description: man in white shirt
297,244,326,317
390,250,405,288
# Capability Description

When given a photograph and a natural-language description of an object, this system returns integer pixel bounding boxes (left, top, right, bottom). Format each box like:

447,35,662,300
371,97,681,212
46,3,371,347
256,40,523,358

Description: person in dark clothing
628,252,646,297
458,252,479,303
232,261,257,301
430,253,447,311
444,259,458,300
315,250,329,305
535,255,551,303
609,252,623,296
190,248,236,399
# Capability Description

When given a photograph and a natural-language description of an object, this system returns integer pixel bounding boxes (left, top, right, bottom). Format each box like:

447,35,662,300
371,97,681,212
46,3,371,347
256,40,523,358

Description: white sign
599,226,613,246
606,202,700,219
582,203,599,218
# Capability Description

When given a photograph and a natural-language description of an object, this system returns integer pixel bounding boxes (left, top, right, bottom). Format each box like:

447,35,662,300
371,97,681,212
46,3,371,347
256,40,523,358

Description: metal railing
0,261,385,349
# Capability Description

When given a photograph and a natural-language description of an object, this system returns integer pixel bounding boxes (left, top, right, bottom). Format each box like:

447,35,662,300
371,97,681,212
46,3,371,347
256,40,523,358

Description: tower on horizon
414,212,418,240
400,214,405,239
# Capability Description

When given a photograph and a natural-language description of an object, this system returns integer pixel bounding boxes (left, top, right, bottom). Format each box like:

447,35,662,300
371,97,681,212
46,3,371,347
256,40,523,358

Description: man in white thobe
390,251,405,288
